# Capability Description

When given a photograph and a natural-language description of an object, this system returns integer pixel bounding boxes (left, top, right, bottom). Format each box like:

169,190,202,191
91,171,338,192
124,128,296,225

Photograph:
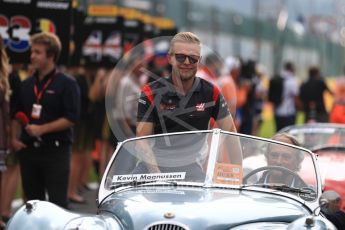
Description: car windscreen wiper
239,183,313,194
110,180,178,190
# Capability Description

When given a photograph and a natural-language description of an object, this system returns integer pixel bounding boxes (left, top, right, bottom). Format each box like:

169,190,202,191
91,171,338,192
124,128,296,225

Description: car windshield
283,124,345,201
103,130,319,201
283,124,345,150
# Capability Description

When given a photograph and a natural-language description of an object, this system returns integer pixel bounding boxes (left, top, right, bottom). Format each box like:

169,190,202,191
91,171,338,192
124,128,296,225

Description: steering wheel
243,165,306,186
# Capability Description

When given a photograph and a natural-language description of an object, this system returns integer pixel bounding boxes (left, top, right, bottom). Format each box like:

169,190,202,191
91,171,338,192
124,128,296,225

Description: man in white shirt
274,62,299,131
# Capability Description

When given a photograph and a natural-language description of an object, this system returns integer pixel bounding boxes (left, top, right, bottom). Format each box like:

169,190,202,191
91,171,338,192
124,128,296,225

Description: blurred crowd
1,33,345,228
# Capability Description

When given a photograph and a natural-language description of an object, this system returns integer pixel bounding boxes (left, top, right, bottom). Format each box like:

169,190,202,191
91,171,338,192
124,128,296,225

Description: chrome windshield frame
98,129,322,212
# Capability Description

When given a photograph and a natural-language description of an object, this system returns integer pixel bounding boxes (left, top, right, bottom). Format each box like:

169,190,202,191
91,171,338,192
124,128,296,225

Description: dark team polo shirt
17,69,80,144
137,76,229,134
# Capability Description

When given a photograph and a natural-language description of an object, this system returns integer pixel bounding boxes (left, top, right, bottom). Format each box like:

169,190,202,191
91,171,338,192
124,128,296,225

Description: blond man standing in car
136,32,240,173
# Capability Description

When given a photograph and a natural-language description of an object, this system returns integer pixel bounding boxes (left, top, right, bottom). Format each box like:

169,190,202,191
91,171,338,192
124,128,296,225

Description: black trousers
18,142,71,208
274,114,296,132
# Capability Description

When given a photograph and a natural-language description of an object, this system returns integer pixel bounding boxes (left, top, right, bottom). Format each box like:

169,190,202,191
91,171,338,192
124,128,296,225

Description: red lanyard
34,71,56,103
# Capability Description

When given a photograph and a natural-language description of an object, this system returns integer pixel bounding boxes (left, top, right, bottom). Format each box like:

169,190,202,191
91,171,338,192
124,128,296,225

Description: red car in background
281,123,345,212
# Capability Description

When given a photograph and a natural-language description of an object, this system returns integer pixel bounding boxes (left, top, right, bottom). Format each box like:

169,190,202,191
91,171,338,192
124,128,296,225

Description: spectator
196,53,223,129
252,64,267,136
105,66,126,173
1,64,22,224
329,76,345,124
116,52,147,138
196,53,222,85
273,62,299,131
146,42,171,82
11,32,80,208
321,191,345,230
89,68,113,178
67,66,93,204
0,36,10,229
239,60,257,134
218,56,240,118
299,66,332,123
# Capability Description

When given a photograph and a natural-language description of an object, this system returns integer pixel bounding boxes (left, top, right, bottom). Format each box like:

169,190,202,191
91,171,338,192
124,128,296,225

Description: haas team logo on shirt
196,103,205,112
160,103,176,110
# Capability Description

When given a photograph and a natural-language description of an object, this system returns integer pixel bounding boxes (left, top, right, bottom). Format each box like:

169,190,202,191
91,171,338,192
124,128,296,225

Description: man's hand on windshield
136,139,161,173
217,115,243,165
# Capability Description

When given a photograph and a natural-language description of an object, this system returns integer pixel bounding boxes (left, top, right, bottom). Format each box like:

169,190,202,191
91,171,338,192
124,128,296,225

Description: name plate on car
214,163,243,185
112,172,186,182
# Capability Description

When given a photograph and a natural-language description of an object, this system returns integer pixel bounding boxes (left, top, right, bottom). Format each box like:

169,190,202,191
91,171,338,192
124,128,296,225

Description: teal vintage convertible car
6,130,336,229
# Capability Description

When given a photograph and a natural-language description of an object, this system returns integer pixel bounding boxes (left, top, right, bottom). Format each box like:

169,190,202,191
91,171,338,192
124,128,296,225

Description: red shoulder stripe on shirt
212,85,220,102
142,84,154,105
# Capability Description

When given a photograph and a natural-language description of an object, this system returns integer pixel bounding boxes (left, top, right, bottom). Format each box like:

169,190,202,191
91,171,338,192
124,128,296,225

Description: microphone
15,112,42,142
15,112,29,126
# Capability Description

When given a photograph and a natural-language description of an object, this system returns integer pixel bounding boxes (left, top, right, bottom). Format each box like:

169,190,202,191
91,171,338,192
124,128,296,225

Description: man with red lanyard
11,32,80,208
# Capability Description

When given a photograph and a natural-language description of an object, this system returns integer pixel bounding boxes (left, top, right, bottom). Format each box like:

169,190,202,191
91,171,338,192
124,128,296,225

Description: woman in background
0,37,10,229
329,76,345,124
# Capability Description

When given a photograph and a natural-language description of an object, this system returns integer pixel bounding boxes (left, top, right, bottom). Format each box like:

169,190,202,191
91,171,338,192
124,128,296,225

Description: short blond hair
30,32,62,63
168,32,201,54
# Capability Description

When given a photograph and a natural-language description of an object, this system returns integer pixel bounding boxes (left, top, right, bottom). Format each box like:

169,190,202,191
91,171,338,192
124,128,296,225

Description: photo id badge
31,104,42,119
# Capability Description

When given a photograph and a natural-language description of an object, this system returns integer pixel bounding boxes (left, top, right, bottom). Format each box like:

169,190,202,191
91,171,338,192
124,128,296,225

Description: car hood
99,186,310,230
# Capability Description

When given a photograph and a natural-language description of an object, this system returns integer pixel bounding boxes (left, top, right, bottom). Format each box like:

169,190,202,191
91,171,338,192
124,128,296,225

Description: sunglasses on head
174,53,200,64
